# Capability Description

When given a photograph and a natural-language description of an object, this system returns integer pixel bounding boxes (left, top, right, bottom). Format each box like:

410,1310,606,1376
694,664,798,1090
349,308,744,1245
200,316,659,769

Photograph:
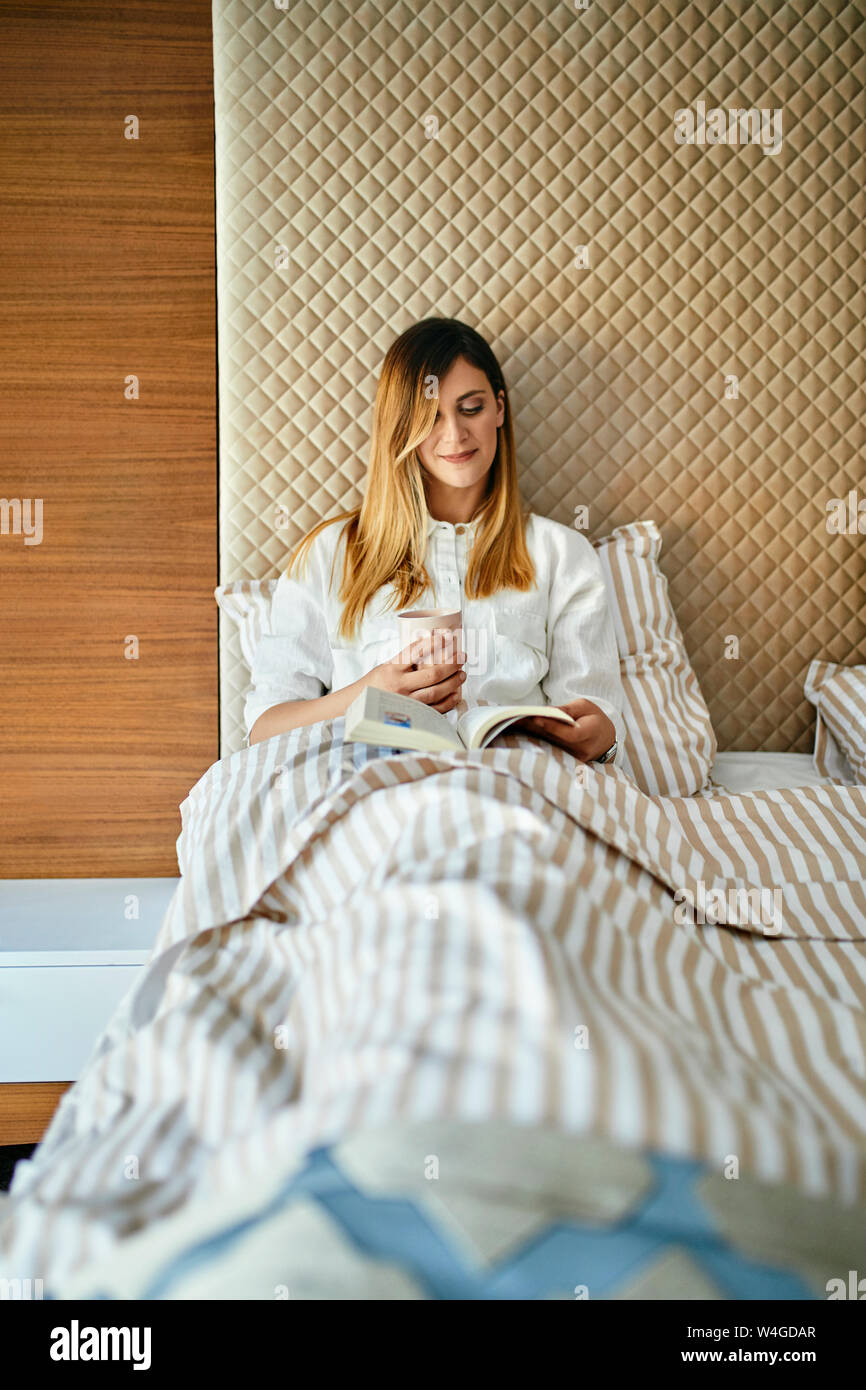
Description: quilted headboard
213,0,866,757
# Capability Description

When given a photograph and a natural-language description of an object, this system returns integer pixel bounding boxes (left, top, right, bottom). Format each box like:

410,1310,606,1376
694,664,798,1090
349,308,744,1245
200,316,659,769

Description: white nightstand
0,879,178,1140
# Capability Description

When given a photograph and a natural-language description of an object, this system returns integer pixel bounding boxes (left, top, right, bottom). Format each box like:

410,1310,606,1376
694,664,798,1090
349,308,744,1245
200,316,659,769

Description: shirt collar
425,514,482,537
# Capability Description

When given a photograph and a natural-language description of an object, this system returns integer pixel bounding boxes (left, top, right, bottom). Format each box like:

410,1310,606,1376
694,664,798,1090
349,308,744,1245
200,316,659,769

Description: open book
344,684,575,752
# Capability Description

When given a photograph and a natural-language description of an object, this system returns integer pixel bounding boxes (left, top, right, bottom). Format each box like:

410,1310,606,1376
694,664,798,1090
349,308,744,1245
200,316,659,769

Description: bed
2,0,865,1300
0,723,864,1298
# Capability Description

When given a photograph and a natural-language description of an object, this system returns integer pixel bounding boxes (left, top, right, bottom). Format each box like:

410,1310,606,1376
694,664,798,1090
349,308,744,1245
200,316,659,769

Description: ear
495,389,505,428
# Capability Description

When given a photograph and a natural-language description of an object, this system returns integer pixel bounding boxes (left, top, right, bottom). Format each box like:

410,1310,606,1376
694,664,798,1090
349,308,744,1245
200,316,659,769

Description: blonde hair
287,317,535,642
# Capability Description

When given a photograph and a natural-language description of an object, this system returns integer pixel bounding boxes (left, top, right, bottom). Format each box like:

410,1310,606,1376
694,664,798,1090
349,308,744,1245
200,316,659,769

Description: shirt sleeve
243,535,336,743
541,525,627,768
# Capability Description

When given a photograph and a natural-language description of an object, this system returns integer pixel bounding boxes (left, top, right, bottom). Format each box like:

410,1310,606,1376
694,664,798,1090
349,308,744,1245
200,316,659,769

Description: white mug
397,608,462,664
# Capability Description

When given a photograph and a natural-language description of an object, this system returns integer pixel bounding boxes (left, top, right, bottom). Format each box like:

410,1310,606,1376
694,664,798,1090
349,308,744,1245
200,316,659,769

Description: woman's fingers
519,707,614,763
401,630,465,670
390,630,467,708
404,658,466,697
431,694,461,713
408,670,465,705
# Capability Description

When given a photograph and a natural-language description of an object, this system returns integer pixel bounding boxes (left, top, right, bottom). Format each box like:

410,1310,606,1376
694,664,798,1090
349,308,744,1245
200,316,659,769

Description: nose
439,413,470,448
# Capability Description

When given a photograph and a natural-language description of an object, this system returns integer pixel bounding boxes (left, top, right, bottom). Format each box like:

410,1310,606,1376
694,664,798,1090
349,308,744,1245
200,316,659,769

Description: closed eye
433,403,484,421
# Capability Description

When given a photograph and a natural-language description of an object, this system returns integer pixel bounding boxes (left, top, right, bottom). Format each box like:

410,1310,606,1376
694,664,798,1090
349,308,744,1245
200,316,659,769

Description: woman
247,317,624,767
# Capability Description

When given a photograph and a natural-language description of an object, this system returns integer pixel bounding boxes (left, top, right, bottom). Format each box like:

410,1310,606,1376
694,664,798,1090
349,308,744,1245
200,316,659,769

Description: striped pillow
592,521,716,797
805,661,866,785
215,579,276,669
812,711,856,785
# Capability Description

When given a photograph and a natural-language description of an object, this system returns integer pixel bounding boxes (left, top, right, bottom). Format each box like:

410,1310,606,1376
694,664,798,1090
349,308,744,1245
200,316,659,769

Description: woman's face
415,356,505,495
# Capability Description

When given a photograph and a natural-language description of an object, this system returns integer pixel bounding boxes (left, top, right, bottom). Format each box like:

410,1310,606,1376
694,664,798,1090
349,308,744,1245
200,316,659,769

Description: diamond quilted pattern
214,0,866,757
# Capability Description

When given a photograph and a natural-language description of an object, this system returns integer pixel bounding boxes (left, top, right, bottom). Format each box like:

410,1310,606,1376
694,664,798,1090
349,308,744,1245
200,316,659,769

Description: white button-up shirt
245,511,626,764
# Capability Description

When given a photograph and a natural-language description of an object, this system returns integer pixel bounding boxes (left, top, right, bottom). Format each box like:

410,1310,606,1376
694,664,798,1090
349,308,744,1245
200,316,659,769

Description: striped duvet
1,722,865,1289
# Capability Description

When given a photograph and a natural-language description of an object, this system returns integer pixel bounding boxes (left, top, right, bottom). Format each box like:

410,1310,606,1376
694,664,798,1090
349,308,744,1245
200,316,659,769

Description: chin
450,456,493,482
451,468,488,486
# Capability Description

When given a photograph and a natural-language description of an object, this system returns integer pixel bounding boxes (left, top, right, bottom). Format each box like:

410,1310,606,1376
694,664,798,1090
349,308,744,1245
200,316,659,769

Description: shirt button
455,525,465,534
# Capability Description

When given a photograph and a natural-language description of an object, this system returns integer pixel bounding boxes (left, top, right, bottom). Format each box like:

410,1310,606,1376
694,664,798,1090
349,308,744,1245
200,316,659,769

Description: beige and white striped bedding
806,661,866,786
1,724,865,1288
594,521,717,798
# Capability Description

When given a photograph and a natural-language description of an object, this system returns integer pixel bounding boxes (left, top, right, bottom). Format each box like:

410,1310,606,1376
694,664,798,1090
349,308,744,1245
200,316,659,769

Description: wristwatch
594,740,617,765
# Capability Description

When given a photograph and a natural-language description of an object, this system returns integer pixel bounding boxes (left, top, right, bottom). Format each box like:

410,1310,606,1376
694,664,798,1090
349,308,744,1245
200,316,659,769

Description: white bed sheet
709,751,836,794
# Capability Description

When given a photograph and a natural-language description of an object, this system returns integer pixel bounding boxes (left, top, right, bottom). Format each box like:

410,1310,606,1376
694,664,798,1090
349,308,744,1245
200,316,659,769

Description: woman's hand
367,629,467,714
517,698,616,763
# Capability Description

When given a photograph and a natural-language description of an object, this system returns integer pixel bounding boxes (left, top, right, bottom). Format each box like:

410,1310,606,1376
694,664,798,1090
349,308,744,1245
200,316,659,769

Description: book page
456,703,575,749
356,686,462,748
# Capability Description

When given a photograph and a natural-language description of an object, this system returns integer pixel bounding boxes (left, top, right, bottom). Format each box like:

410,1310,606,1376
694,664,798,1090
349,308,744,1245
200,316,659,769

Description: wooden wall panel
0,1,217,876
0,1083,72,1146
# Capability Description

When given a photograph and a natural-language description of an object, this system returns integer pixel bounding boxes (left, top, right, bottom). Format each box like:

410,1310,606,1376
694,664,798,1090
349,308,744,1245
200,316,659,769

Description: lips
440,449,477,462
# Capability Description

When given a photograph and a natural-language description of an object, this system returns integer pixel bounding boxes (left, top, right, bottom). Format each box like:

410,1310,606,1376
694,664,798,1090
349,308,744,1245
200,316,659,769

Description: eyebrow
454,389,486,402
